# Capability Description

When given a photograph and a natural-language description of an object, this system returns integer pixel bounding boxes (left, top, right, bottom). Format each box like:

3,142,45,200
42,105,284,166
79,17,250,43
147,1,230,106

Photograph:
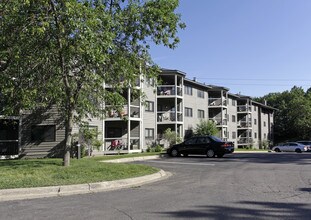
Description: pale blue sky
150,0,311,97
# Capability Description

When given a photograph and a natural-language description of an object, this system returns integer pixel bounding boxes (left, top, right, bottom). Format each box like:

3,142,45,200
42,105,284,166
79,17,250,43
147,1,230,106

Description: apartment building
0,68,275,158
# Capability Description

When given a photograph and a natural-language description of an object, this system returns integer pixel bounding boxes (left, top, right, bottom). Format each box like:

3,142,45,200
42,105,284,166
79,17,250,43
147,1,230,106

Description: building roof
160,68,186,76
184,78,213,90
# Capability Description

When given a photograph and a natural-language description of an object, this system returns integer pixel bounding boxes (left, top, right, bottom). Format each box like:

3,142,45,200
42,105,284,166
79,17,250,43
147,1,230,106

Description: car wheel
206,149,215,158
183,153,188,157
217,153,224,158
170,148,180,157
295,148,302,153
274,148,281,152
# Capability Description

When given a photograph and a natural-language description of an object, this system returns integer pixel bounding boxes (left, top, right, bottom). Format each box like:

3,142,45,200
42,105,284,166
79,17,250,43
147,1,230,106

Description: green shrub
163,128,182,147
154,145,163,152
194,120,218,136
146,144,163,153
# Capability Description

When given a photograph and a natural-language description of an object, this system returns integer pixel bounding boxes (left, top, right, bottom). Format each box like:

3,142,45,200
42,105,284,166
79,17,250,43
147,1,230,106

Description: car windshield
209,136,223,142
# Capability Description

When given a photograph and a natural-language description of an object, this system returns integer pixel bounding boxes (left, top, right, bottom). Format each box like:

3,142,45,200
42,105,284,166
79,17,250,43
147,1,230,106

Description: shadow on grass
156,201,311,219
0,159,62,169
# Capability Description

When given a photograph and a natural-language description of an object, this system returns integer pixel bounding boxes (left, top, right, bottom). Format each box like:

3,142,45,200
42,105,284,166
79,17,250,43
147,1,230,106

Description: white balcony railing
208,98,227,107
210,118,227,126
104,137,140,151
237,105,251,113
237,137,253,144
157,112,182,122
237,121,252,128
157,86,182,96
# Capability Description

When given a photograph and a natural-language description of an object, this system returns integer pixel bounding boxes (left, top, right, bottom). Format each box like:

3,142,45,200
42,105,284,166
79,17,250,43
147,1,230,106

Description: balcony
208,98,227,107
210,118,227,126
105,105,140,119
237,137,253,144
237,105,251,113
157,112,182,123
237,121,252,128
104,137,140,151
157,86,182,97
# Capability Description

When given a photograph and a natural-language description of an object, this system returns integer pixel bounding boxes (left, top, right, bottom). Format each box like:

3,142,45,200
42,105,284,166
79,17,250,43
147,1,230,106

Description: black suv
167,135,234,158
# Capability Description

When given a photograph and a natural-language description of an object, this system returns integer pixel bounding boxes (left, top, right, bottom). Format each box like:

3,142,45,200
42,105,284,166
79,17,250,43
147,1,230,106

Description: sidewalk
0,155,170,202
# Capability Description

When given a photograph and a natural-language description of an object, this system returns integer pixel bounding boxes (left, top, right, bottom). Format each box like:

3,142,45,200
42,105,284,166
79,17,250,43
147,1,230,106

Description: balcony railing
105,105,140,119
104,137,140,151
208,98,227,107
238,121,252,128
210,118,227,126
157,86,182,96
237,105,251,113
237,137,253,144
157,112,182,122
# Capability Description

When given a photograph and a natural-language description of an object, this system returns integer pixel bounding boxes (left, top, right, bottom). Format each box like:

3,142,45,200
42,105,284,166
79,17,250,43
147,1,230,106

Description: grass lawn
0,153,160,190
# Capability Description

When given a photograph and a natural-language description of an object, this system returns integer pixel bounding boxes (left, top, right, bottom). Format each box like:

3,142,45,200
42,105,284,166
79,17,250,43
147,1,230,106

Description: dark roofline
252,100,278,111
228,92,278,111
160,68,186,76
184,78,213,89
207,85,230,91
228,93,240,98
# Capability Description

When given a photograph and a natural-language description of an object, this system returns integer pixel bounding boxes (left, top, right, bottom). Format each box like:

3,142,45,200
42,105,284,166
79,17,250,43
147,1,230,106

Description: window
196,137,210,144
264,121,266,127
254,118,257,125
232,115,236,122
145,101,154,112
185,107,193,117
254,106,257,111
232,100,236,106
185,137,197,145
232,132,236,139
198,109,205,119
254,132,257,139
197,90,204,98
31,125,56,142
264,133,267,139
145,128,154,139
185,86,193,95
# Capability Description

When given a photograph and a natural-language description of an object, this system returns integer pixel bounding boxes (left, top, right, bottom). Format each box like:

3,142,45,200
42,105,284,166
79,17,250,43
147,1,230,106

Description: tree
256,86,311,142
163,128,182,147
0,0,185,166
194,120,218,136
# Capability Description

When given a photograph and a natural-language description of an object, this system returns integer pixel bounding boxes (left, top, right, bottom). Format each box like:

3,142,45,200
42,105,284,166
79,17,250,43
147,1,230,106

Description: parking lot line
145,160,215,166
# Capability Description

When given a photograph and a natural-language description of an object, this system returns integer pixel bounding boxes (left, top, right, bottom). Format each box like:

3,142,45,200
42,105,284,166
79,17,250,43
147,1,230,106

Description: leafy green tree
79,125,102,156
194,119,218,136
256,86,311,142
0,0,185,166
163,128,182,147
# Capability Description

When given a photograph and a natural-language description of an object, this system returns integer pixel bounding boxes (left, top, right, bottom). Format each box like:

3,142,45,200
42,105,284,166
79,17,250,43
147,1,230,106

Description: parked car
296,141,311,151
272,142,310,153
167,135,234,158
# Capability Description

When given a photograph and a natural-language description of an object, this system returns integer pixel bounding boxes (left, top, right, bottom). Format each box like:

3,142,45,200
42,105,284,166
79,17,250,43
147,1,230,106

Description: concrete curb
234,151,271,153
101,154,168,163
0,169,170,202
